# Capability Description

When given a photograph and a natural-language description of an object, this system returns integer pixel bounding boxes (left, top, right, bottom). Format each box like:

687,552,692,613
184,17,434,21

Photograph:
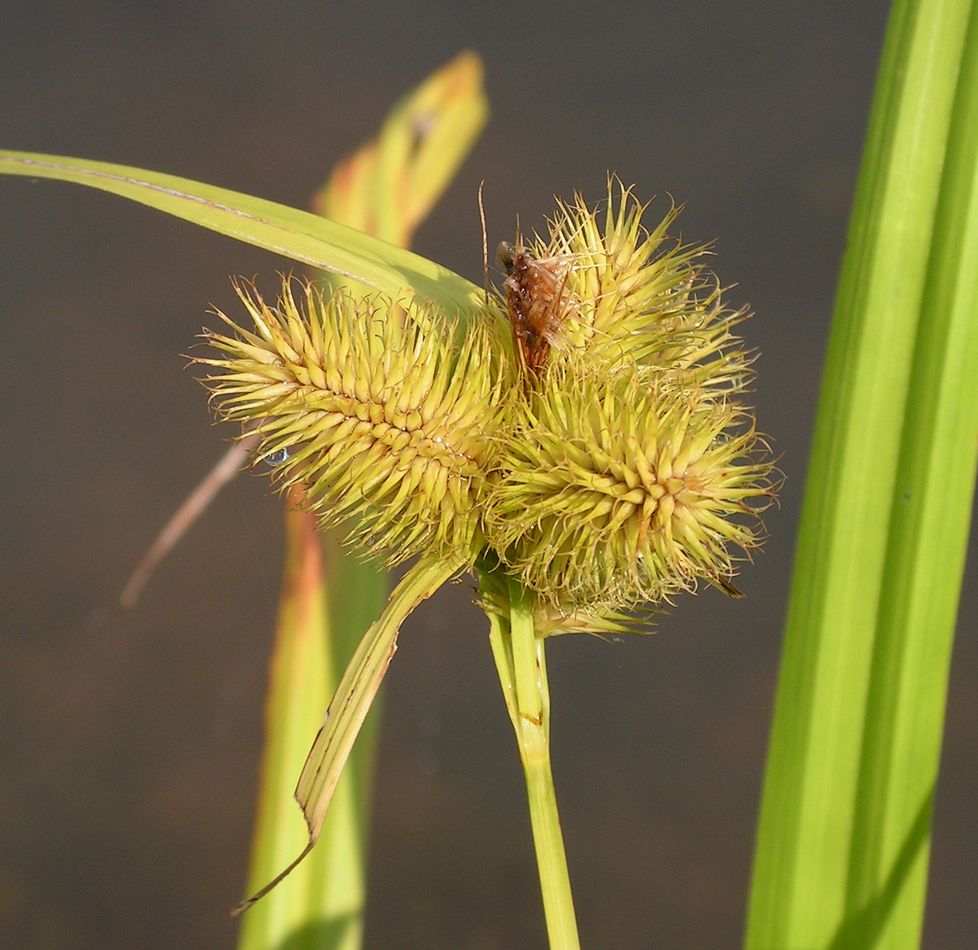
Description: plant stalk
488,578,581,950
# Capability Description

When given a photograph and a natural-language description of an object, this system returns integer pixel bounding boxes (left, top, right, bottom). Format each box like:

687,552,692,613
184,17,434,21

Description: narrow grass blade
237,53,487,948
843,6,978,945
236,508,390,950
234,554,458,914
0,149,482,313
236,505,354,950
315,50,488,247
747,1,977,947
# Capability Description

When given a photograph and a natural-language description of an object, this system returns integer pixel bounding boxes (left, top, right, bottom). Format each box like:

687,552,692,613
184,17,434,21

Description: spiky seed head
192,179,775,629
481,180,775,619
515,179,754,400
195,278,509,567
484,359,775,614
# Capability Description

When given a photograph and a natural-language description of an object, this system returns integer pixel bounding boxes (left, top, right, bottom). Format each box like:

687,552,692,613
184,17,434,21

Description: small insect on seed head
496,239,516,275
498,234,576,381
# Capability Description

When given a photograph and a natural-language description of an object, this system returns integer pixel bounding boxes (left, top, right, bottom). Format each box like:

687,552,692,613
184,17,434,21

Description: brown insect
497,234,574,379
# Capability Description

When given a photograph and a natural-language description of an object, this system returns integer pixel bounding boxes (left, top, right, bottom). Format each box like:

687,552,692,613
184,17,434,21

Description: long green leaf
747,1,977,947
843,6,978,945
0,150,482,313
366,50,487,246
237,52,488,949
233,554,458,915
238,514,389,950
237,506,347,950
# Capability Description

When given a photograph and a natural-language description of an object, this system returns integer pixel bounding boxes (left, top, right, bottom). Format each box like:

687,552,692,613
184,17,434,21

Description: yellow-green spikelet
485,361,774,611
197,278,509,567
482,180,774,616
530,179,754,398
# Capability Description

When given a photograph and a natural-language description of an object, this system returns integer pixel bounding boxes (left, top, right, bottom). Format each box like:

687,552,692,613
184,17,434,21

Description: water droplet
263,447,290,467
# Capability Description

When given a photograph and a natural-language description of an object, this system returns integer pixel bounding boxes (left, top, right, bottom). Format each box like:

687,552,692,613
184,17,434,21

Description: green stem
488,576,581,950
523,748,578,950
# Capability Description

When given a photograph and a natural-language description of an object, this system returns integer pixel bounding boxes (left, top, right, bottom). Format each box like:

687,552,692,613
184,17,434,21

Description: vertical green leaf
747,2,978,947
314,51,488,248
236,53,487,950
238,505,378,950
844,6,978,944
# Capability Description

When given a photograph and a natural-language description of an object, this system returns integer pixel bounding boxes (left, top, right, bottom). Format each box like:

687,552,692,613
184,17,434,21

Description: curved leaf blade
0,149,482,313
233,554,458,915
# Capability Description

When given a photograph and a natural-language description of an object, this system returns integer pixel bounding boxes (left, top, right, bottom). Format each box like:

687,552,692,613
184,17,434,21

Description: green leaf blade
236,509,338,950
0,149,483,314
747,0,971,948
846,5,978,943
233,554,458,916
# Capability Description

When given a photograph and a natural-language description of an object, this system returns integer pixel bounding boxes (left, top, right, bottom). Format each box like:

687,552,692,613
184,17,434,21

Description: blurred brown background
1,2,975,947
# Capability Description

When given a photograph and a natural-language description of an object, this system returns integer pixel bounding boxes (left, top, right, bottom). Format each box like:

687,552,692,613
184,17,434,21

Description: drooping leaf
0,149,482,314
234,554,459,914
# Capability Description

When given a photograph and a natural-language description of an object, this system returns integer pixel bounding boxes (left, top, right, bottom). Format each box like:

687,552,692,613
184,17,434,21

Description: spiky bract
485,361,774,612
197,279,508,566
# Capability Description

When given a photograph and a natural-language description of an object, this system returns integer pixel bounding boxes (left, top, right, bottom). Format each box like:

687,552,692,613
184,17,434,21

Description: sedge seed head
195,278,509,567
480,179,775,621
514,178,754,399
192,178,775,628
483,357,775,614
